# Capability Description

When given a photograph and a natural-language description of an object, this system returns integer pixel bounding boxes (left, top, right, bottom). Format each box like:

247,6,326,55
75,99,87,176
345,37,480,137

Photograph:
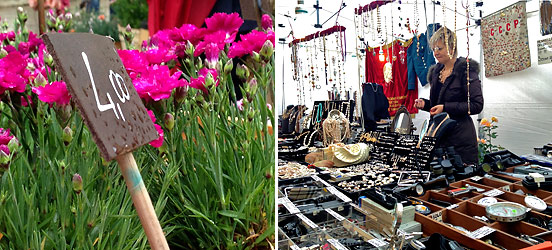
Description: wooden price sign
42,33,168,249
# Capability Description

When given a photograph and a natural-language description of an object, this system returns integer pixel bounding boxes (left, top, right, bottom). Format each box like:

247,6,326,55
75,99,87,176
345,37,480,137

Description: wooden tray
415,176,552,250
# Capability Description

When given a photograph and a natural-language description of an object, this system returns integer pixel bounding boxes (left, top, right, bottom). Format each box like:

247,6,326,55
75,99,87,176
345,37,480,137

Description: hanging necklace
371,10,376,41
413,0,419,35
453,0,457,60
307,42,315,89
336,31,343,99
377,6,382,40
323,36,329,85
464,0,471,115
442,1,449,59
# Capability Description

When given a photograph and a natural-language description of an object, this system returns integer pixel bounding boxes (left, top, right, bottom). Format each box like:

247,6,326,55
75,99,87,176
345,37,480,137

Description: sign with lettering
468,226,496,239
430,210,443,222
42,33,167,248
367,238,388,248
538,37,552,65
481,1,530,77
297,213,319,229
42,33,157,161
327,238,348,250
278,197,300,214
482,189,504,197
325,208,346,221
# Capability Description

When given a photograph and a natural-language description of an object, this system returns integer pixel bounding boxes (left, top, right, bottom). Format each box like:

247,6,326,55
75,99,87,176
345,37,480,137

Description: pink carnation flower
0,128,13,145
144,47,176,65
132,64,188,101
169,24,204,45
147,110,164,148
194,31,226,67
149,29,176,52
228,30,275,58
261,14,273,31
204,12,243,43
0,51,30,94
31,81,71,106
189,68,218,94
118,50,148,78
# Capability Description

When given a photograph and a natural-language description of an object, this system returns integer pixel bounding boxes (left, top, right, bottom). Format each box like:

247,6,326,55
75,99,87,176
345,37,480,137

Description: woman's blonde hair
430,26,457,58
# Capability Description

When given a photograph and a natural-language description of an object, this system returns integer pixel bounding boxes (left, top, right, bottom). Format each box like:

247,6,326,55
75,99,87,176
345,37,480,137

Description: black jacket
421,57,484,164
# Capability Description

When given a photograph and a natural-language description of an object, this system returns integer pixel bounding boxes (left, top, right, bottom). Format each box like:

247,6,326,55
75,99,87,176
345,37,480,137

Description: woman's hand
414,99,425,109
430,104,444,115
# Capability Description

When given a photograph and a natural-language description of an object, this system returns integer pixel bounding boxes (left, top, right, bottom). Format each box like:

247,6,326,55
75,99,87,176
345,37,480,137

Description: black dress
420,57,484,164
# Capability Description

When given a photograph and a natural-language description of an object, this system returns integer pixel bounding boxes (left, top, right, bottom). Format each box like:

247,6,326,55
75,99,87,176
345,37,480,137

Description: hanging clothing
420,57,484,165
147,0,217,35
365,39,418,116
426,23,442,43
407,32,436,89
361,83,390,131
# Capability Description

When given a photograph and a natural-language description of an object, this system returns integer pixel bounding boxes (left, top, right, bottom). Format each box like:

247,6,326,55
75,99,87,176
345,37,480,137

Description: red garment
147,0,217,35
365,39,418,116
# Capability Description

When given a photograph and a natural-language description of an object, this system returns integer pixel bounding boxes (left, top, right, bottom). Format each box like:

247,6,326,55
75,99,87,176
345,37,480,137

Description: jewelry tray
414,170,552,250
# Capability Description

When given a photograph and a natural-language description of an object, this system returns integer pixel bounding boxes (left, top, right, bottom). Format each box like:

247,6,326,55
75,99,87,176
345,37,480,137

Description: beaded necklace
464,0,471,114
323,37,328,86
442,1,451,59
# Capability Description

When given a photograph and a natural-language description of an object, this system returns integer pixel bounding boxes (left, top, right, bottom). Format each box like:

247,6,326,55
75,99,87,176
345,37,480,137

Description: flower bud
62,126,73,146
260,40,274,61
204,72,215,89
7,137,19,155
215,60,223,72
251,51,261,63
174,86,188,103
45,53,54,67
17,7,27,25
164,113,175,131
124,25,134,43
72,173,82,194
0,148,9,169
236,64,249,81
224,59,233,75
247,110,255,122
185,41,195,58
26,62,35,72
65,13,72,21
0,48,7,59
34,73,47,86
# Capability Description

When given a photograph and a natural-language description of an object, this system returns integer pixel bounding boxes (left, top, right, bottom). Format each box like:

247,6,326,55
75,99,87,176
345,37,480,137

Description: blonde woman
414,27,484,165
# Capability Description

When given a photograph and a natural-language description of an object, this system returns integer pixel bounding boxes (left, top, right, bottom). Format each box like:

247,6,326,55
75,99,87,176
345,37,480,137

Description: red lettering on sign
514,19,519,28
506,23,510,31
499,26,502,33
491,28,494,36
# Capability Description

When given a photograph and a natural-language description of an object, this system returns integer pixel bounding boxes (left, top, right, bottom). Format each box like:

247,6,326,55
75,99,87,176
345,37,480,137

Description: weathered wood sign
43,33,168,249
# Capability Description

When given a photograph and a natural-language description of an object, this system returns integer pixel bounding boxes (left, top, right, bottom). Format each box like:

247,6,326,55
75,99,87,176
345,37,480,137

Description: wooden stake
38,0,45,34
116,152,169,250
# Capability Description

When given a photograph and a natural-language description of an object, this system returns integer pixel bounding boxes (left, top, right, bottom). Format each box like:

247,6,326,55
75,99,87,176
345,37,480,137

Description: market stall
276,0,552,249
